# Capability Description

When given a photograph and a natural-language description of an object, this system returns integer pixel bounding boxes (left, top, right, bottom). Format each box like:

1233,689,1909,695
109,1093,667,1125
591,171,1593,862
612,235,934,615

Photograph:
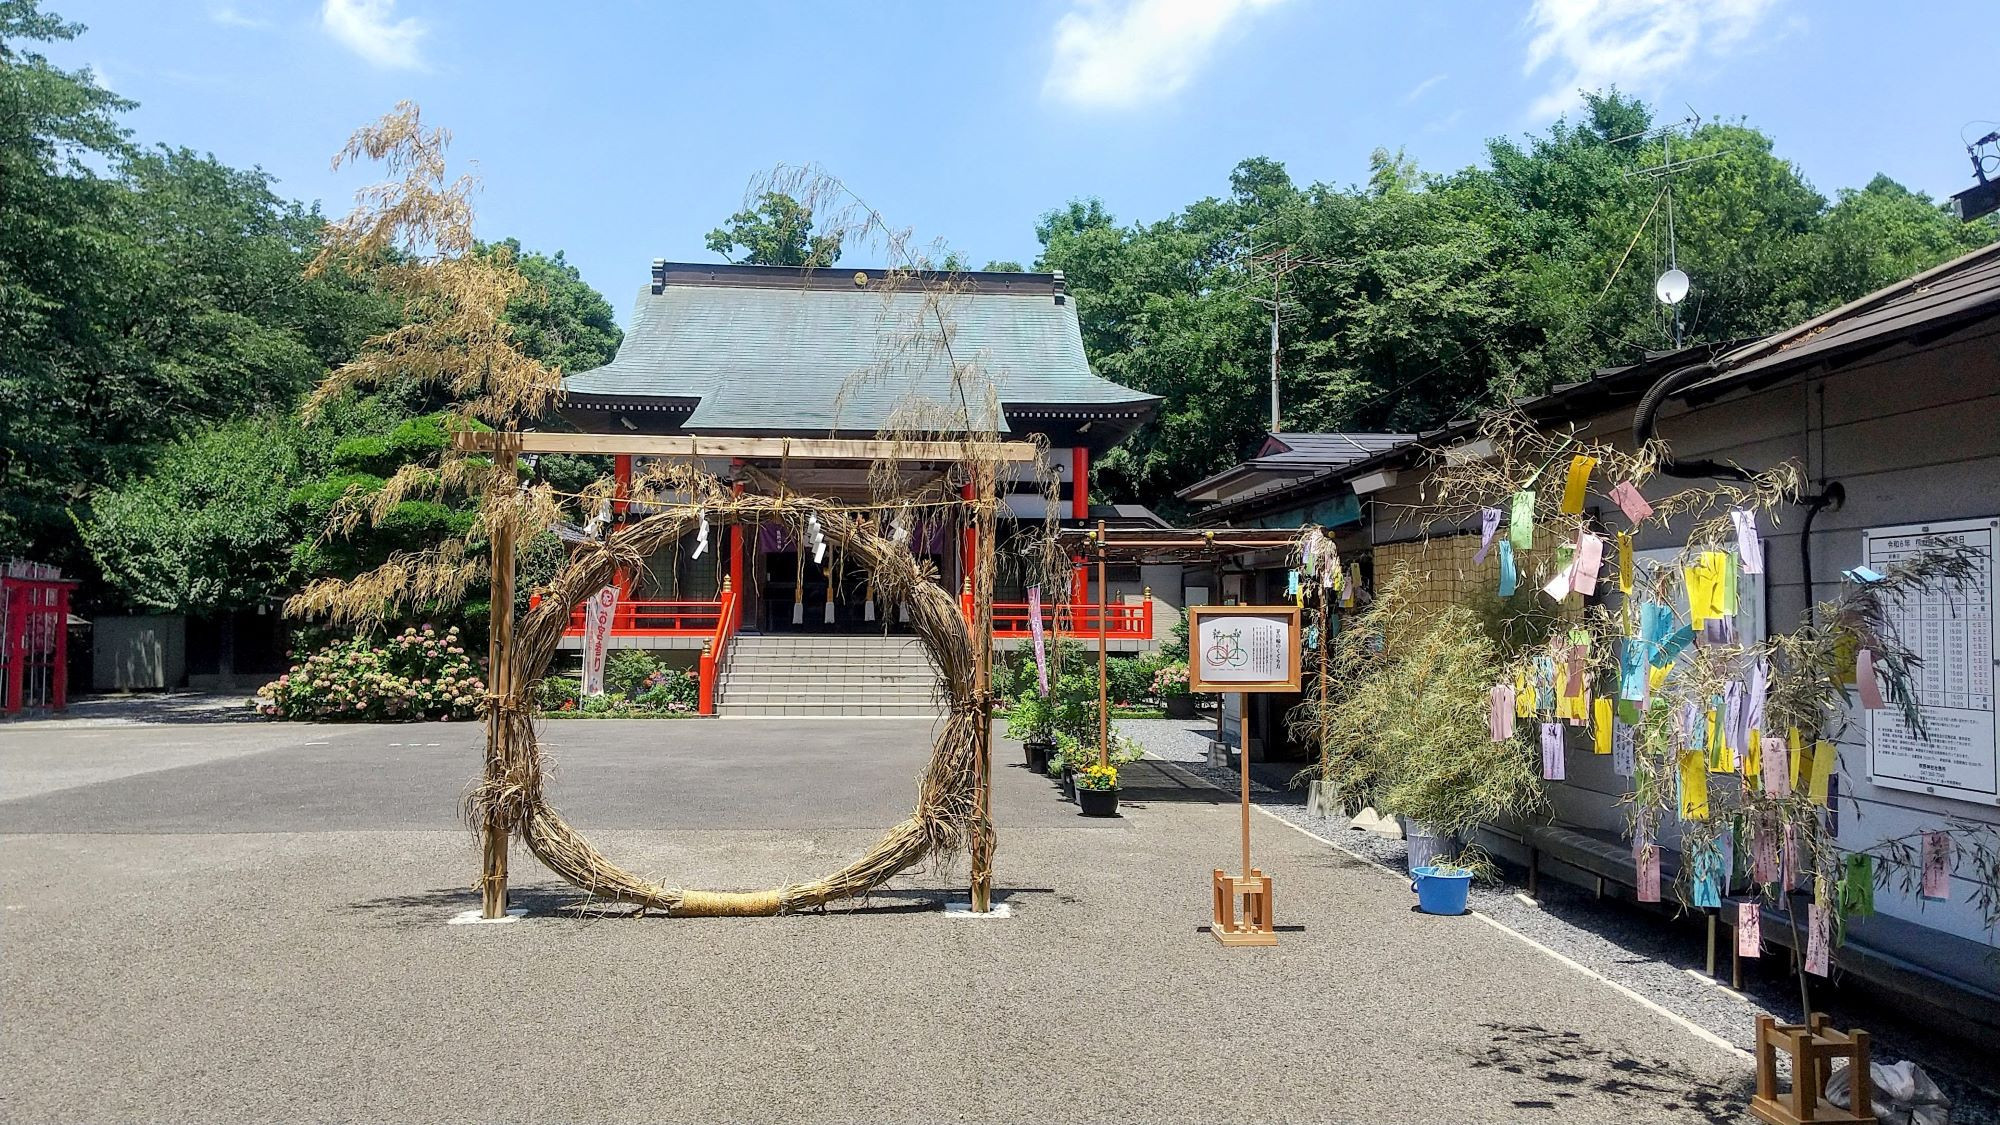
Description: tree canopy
704,190,843,266
1038,92,1995,513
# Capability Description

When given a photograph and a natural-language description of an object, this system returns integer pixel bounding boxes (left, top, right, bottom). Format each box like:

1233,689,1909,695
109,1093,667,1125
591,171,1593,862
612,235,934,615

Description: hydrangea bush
257,626,485,721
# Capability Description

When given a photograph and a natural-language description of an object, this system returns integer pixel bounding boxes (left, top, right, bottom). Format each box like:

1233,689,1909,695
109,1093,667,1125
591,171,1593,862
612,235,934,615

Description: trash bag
1825,1058,1949,1125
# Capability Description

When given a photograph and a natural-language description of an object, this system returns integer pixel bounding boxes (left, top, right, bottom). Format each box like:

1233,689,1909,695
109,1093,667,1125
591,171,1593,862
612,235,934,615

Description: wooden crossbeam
454,431,1040,463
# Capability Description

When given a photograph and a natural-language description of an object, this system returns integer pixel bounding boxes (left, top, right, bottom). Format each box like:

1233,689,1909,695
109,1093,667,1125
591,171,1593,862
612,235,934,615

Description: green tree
486,237,621,373
1,1,396,572
705,191,842,266
1041,94,1999,513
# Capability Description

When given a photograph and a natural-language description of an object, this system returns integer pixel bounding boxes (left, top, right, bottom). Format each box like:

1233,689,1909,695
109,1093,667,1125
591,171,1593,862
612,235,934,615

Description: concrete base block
943,900,1014,919
447,908,528,926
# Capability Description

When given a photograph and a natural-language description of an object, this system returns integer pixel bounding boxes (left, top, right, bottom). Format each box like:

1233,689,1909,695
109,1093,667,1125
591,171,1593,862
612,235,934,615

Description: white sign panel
1189,606,1301,693
581,585,620,697
1864,518,1998,806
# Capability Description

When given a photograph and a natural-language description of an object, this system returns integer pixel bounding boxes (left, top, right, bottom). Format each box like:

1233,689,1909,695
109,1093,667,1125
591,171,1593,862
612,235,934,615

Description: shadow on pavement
12,692,263,726
1465,1022,1751,1123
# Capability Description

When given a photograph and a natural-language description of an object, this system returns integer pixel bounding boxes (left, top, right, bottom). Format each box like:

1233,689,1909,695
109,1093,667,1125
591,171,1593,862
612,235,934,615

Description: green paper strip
1510,490,1536,551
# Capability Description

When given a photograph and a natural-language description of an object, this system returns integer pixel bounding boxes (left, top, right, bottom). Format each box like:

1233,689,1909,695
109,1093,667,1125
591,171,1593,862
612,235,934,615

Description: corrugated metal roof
1258,431,1414,464
1688,240,2000,395
562,265,1158,432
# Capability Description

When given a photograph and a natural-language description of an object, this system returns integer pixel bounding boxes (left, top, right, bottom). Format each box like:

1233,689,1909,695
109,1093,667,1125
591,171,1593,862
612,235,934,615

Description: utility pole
1268,264,1282,433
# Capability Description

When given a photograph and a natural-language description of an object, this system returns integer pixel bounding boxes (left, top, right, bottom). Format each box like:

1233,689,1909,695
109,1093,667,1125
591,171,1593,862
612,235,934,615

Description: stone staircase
715,634,942,717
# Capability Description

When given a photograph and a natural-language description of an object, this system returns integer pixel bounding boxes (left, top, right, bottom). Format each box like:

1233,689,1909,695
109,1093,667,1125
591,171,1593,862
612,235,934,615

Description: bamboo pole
969,460,998,913
1096,518,1109,769
480,445,519,919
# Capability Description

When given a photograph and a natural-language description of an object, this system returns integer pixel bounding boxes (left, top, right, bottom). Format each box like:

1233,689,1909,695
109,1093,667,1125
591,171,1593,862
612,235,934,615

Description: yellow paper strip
1560,455,1598,515
1809,740,1835,804
1679,751,1710,819
1745,728,1762,781
1788,727,1804,788
1617,531,1633,595
1592,697,1613,754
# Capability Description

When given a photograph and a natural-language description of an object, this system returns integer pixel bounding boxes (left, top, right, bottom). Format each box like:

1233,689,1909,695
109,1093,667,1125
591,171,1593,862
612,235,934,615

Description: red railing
564,598,726,636
697,583,740,716
989,600,1152,640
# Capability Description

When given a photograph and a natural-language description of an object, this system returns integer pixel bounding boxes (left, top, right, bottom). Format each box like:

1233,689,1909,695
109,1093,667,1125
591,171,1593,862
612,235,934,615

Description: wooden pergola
459,430,1040,917
1055,525,1305,766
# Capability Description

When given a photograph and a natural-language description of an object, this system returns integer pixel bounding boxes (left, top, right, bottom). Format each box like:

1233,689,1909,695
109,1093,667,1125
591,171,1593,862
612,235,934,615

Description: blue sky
46,1,2000,325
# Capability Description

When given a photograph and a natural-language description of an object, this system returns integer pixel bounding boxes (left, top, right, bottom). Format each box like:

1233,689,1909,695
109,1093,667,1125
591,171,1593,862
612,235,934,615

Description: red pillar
612,454,632,516
1071,445,1089,520
3,585,22,714
609,455,635,609
960,480,976,592
52,585,70,711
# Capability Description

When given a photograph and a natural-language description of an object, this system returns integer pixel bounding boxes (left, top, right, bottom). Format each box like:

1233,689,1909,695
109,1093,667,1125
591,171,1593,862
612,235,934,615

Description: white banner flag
581,585,620,696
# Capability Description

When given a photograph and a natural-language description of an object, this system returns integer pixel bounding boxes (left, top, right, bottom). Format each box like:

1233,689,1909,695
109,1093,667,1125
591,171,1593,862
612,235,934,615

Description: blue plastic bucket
1410,866,1472,916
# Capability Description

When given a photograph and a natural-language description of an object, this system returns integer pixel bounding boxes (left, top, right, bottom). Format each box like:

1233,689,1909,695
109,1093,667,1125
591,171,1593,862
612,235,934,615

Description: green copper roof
561,263,1157,434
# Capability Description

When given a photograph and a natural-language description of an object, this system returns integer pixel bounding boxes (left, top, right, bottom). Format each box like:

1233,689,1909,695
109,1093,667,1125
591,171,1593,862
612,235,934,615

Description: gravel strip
1118,717,2000,1123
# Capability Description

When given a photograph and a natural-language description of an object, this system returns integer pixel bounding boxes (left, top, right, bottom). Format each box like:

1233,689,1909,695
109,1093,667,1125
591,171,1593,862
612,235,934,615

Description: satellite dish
1655,267,1691,306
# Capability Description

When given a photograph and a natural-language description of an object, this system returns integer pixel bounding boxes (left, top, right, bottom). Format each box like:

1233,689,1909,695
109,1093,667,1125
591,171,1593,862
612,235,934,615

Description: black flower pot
1058,767,1076,800
1025,740,1052,772
1077,786,1120,817
1165,695,1196,719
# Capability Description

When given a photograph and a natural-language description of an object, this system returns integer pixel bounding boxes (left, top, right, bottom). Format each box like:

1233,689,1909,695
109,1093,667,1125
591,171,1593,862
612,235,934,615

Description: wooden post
480,443,519,920
1239,691,1252,879
969,461,998,913
1096,518,1109,769
1212,694,1276,947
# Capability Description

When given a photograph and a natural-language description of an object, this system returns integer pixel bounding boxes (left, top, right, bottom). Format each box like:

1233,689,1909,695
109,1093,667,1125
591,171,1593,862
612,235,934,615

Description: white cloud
1043,0,1287,111
1402,73,1447,104
321,0,426,70
209,5,273,29
1522,0,1777,119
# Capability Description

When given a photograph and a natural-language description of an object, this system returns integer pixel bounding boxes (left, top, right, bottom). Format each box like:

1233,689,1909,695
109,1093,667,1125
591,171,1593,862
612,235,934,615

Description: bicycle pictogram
1206,628,1249,669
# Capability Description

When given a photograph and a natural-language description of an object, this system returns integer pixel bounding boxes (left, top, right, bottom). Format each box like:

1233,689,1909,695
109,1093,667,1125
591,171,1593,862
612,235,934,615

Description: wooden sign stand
1213,689,1278,946
1188,608,1300,948
1749,1013,1875,1125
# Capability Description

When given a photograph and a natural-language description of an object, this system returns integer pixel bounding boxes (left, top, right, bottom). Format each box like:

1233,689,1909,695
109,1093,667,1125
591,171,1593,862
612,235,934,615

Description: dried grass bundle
470,486,984,916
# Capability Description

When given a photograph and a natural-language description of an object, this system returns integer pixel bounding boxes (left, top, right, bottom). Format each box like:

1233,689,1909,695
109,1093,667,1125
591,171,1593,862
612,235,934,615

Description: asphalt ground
0,711,1758,1123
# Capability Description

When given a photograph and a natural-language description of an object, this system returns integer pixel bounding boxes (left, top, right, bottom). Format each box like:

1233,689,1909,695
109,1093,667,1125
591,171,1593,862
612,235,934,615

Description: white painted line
447,908,527,926
1469,911,1749,1060
1514,892,1540,907
1196,771,1753,1063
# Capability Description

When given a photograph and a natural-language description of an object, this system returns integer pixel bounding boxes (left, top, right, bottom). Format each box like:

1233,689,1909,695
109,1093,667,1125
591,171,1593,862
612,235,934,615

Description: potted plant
1313,580,1542,875
1076,762,1121,816
1153,661,1196,719
1006,694,1057,772
1410,853,1478,916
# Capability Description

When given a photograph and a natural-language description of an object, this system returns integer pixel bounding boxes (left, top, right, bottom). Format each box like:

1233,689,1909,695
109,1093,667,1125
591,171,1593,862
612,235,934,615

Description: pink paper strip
1027,585,1049,695
1783,825,1799,892
1489,683,1516,741
1922,832,1951,901
1609,481,1654,524
1806,904,1831,976
1737,900,1761,957
1857,648,1885,709
1571,532,1605,596
1752,828,1777,885
1637,846,1661,902
1762,734,1789,798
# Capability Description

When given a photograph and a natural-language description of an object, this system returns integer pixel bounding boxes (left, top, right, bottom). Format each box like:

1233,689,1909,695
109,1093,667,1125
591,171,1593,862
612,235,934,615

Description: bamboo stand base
1212,868,1278,946
1749,1013,1874,1125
